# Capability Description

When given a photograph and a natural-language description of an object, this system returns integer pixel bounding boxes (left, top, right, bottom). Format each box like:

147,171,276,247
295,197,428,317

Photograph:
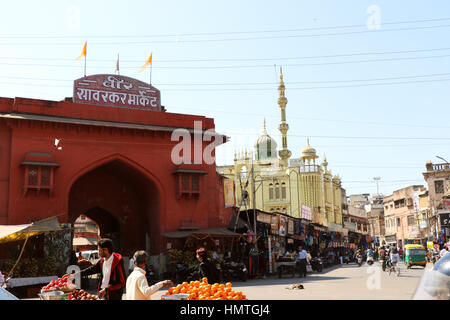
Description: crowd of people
68,238,227,300
68,237,450,301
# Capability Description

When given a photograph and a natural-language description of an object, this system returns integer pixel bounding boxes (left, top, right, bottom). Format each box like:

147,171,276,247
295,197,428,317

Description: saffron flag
139,52,152,72
76,41,87,60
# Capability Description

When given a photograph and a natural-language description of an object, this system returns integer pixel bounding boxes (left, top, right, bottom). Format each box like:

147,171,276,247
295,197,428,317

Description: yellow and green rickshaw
404,244,427,269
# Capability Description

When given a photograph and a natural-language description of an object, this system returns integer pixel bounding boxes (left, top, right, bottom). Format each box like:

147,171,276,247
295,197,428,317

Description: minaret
277,67,291,167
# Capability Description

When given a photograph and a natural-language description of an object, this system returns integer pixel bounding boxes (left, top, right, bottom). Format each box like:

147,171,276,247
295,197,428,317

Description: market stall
0,216,63,298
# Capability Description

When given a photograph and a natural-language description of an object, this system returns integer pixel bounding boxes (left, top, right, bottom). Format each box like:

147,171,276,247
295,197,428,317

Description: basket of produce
161,277,248,301
66,289,98,300
41,275,76,293
161,293,190,300
37,290,65,300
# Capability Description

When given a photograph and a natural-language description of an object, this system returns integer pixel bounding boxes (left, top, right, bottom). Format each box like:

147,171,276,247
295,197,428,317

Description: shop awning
163,227,244,239
0,216,62,244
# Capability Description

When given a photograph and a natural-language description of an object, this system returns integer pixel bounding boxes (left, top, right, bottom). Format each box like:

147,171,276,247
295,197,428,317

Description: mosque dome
301,138,318,159
255,119,278,160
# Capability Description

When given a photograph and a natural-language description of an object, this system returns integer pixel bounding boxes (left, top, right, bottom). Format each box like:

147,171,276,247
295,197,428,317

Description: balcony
300,165,320,173
426,162,450,172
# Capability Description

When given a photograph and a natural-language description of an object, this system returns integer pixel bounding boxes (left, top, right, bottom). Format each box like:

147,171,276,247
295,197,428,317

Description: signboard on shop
270,215,279,234
344,221,357,231
301,204,312,221
279,216,287,236
439,212,450,227
288,218,294,234
443,199,450,210
73,74,161,111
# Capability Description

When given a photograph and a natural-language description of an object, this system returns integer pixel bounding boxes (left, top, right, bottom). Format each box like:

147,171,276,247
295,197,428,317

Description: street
152,261,429,300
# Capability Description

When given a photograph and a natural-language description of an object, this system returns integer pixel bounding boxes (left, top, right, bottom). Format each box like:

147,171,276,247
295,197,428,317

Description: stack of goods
162,277,247,300
66,289,98,300
41,275,76,293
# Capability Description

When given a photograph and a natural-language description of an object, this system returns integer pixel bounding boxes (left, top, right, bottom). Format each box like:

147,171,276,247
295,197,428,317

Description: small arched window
269,183,274,200
275,183,280,199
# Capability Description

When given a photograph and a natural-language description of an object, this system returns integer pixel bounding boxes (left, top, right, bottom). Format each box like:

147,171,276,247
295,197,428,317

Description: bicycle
386,256,400,277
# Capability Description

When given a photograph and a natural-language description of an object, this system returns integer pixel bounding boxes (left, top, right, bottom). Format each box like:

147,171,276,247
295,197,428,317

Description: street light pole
373,177,381,196
436,156,449,164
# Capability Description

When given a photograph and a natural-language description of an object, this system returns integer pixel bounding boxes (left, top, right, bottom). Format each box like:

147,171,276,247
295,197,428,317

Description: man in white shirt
296,245,309,278
125,251,173,300
440,245,449,258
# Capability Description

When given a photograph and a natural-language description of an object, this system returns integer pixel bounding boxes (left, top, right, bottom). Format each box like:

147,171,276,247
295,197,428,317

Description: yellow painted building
217,69,344,227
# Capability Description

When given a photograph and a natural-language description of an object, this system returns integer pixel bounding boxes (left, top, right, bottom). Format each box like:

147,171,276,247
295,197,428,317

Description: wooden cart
274,260,297,278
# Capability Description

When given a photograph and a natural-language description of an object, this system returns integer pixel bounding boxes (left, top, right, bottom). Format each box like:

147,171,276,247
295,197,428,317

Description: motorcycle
432,252,440,265
309,257,323,273
356,254,363,266
343,254,350,264
366,255,374,266
173,263,195,284
220,260,248,282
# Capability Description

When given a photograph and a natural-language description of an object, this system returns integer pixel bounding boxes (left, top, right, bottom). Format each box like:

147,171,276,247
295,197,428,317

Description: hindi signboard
73,74,161,111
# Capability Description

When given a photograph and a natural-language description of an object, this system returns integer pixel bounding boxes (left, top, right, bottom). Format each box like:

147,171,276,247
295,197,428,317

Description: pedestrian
296,245,309,278
194,247,221,284
128,256,135,276
125,250,173,300
439,244,449,258
78,238,126,300
69,250,78,266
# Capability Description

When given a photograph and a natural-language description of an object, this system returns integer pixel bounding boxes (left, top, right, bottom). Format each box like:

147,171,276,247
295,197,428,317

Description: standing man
79,238,126,300
194,248,221,284
296,245,309,278
125,251,173,300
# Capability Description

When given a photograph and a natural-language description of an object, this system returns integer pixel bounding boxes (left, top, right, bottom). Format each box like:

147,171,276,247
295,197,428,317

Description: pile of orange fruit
162,277,248,300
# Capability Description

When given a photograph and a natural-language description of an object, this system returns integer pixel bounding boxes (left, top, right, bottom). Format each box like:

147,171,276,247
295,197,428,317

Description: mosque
217,69,345,229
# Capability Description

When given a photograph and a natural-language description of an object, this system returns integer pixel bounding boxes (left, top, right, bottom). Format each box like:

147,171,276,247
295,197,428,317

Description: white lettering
171,129,191,165
193,121,203,164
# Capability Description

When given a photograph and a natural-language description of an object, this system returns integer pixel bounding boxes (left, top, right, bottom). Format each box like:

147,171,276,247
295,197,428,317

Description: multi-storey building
346,194,370,235
365,194,385,245
422,160,450,240
383,185,427,247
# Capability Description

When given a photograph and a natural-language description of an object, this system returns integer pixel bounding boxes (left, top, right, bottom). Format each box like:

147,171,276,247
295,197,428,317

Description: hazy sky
1,0,450,197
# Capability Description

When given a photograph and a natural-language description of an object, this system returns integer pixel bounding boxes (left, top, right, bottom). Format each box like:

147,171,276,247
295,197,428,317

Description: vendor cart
274,259,297,278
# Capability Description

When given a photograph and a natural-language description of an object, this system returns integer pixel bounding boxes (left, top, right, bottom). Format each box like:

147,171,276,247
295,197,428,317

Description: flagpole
84,55,86,77
150,64,152,85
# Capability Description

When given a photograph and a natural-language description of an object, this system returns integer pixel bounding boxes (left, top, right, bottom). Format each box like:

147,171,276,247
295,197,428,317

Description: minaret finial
277,67,291,166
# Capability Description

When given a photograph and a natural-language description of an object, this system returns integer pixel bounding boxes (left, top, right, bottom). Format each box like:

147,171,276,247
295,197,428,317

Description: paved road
152,261,429,300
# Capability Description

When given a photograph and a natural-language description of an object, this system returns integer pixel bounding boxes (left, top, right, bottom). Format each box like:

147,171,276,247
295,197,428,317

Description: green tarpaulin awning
163,227,244,239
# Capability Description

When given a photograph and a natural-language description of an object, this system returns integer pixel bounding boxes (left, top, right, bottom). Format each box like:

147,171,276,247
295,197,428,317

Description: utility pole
251,155,258,250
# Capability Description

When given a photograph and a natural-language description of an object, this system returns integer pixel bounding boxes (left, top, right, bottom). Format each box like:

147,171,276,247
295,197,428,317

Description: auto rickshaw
404,244,427,269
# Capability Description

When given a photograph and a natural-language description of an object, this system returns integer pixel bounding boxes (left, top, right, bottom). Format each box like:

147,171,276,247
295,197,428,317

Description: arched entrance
68,157,161,256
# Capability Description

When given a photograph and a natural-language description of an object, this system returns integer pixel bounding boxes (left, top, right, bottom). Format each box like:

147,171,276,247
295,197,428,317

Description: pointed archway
68,156,162,256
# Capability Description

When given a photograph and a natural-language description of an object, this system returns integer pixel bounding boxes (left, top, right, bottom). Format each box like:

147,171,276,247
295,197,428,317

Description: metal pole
251,157,258,250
